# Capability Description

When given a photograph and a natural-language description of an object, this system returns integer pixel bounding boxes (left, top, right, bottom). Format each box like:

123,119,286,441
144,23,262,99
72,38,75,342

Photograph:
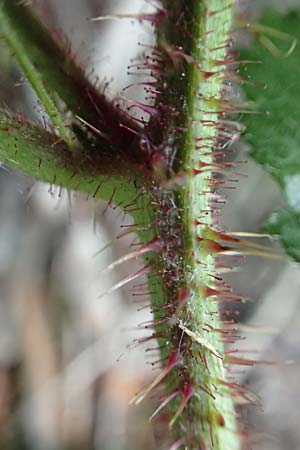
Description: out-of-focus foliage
265,209,300,261
240,9,300,261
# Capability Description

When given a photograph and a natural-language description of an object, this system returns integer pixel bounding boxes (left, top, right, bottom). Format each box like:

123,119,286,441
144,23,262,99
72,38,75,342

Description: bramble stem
181,2,239,448
144,1,240,449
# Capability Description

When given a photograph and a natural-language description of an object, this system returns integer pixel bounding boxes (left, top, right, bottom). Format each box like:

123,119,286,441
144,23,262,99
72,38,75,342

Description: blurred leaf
240,9,300,261
265,209,300,261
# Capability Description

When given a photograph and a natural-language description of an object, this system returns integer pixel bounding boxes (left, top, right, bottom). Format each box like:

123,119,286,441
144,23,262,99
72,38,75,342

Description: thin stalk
0,0,78,150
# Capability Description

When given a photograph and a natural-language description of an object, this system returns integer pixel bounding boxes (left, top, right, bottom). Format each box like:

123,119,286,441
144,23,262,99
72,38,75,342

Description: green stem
181,2,239,448
0,112,150,217
0,0,78,150
143,1,240,449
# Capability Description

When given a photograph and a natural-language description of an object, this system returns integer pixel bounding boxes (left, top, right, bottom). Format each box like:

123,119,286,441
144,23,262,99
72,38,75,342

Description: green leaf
240,9,300,261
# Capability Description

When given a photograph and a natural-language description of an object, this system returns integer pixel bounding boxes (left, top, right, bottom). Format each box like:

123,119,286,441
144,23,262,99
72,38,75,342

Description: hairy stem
181,2,239,448
141,1,240,449
0,111,153,226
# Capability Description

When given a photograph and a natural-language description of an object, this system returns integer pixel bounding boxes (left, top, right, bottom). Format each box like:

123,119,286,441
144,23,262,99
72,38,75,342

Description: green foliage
240,9,300,261
265,209,300,261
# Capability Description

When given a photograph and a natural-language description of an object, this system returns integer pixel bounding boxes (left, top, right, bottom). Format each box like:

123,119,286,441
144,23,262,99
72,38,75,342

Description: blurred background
0,1,299,449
